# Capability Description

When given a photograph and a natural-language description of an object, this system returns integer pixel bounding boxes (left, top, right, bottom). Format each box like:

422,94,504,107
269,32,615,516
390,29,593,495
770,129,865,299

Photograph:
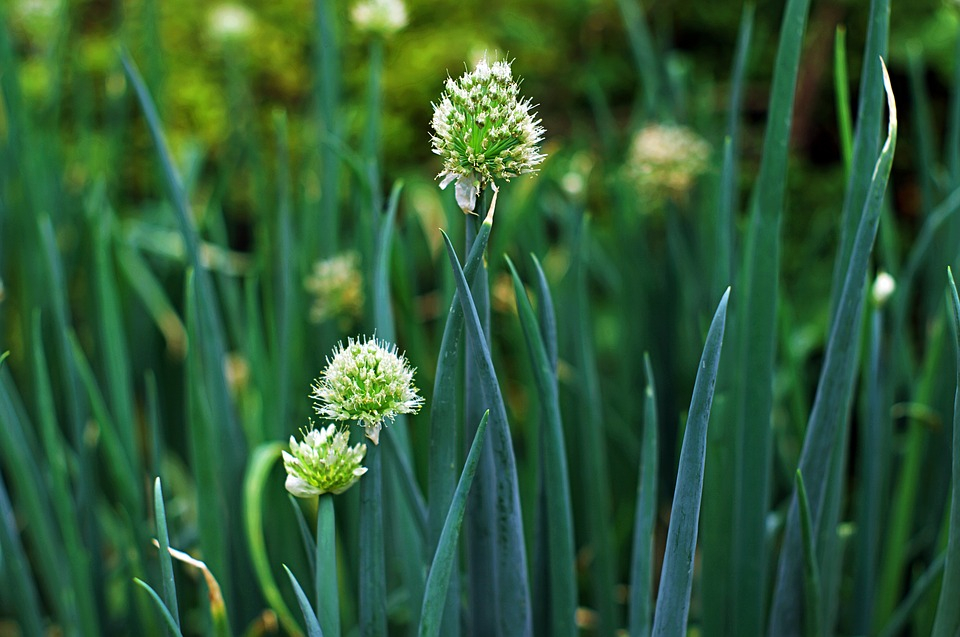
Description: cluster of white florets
431,56,545,212
283,423,368,497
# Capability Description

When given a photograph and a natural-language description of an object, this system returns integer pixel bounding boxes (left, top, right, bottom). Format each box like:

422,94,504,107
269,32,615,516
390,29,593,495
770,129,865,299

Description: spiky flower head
351,0,407,37
304,252,364,326
430,55,546,213
311,336,423,444
626,123,710,209
283,423,368,497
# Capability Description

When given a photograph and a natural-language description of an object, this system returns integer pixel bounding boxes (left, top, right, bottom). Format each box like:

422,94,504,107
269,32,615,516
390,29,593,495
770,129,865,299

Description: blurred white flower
351,0,407,37
871,271,896,307
626,123,710,209
304,252,364,326
207,3,255,44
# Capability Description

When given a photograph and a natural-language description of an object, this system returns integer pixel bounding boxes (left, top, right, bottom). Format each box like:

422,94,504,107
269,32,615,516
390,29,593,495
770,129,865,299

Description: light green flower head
430,55,546,213
311,336,424,444
283,423,368,497
351,0,407,37
304,252,364,326
625,123,711,209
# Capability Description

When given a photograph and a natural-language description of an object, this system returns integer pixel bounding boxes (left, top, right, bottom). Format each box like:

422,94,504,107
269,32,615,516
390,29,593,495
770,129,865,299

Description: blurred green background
4,0,960,634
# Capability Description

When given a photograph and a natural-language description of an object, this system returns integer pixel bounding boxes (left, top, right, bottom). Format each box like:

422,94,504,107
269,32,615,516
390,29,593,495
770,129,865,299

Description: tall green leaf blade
931,268,960,637
829,0,890,322
530,256,557,371
442,229,532,637
243,443,303,637
506,256,576,637
651,288,729,637
359,443,386,637
728,0,811,632
154,478,181,634
370,179,426,627
312,0,342,254
124,53,246,613
877,552,946,637
907,49,938,215
834,27,854,174
68,333,141,518
29,316,100,636
427,209,493,637
768,60,897,636
419,411,489,637
716,3,754,296
316,495,340,637
570,215,618,635
702,7,753,633
463,194,500,637
133,578,185,637
795,471,822,637
629,354,659,637
91,204,136,459
0,472,45,637
284,565,324,637
851,307,888,633
615,0,663,118
183,270,231,611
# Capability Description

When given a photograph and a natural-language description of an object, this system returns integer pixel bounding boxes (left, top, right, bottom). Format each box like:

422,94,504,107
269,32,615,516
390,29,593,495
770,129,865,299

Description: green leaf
629,354,659,637
419,411,490,637
570,215,618,635
359,443,386,637
427,209,493,637
133,578,185,637
728,0,811,631
316,495,340,637
243,443,303,637
795,471,822,637
834,27,854,174
768,59,897,636
442,229,532,637
931,268,960,637
506,255,577,636
651,288,729,637
876,552,946,637
284,564,324,637
29,315,100,635
373,180,404,342
154,478,181,634
289,495,317,577
0,473,45,637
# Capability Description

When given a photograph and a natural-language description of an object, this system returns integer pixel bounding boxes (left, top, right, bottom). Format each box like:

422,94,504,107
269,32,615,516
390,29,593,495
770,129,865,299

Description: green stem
316,494,340,637
359,442,386,637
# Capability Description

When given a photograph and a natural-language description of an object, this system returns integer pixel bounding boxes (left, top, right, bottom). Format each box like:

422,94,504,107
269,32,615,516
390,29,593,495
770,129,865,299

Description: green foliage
4,0,960,636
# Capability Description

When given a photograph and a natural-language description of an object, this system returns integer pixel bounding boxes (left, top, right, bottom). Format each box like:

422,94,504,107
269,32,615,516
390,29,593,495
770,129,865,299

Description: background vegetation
3,0,960,635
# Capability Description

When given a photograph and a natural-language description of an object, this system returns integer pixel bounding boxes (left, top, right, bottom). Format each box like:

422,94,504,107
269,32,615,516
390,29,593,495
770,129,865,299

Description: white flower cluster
351,0,407,37
311,336,423,444
626,123,711,208
430,56,545,212
304,252,364,326
207,3,256,43
283,423,368,497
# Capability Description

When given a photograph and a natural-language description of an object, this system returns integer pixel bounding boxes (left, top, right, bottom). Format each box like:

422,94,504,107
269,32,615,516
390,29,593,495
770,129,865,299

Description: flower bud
283,424,368,497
